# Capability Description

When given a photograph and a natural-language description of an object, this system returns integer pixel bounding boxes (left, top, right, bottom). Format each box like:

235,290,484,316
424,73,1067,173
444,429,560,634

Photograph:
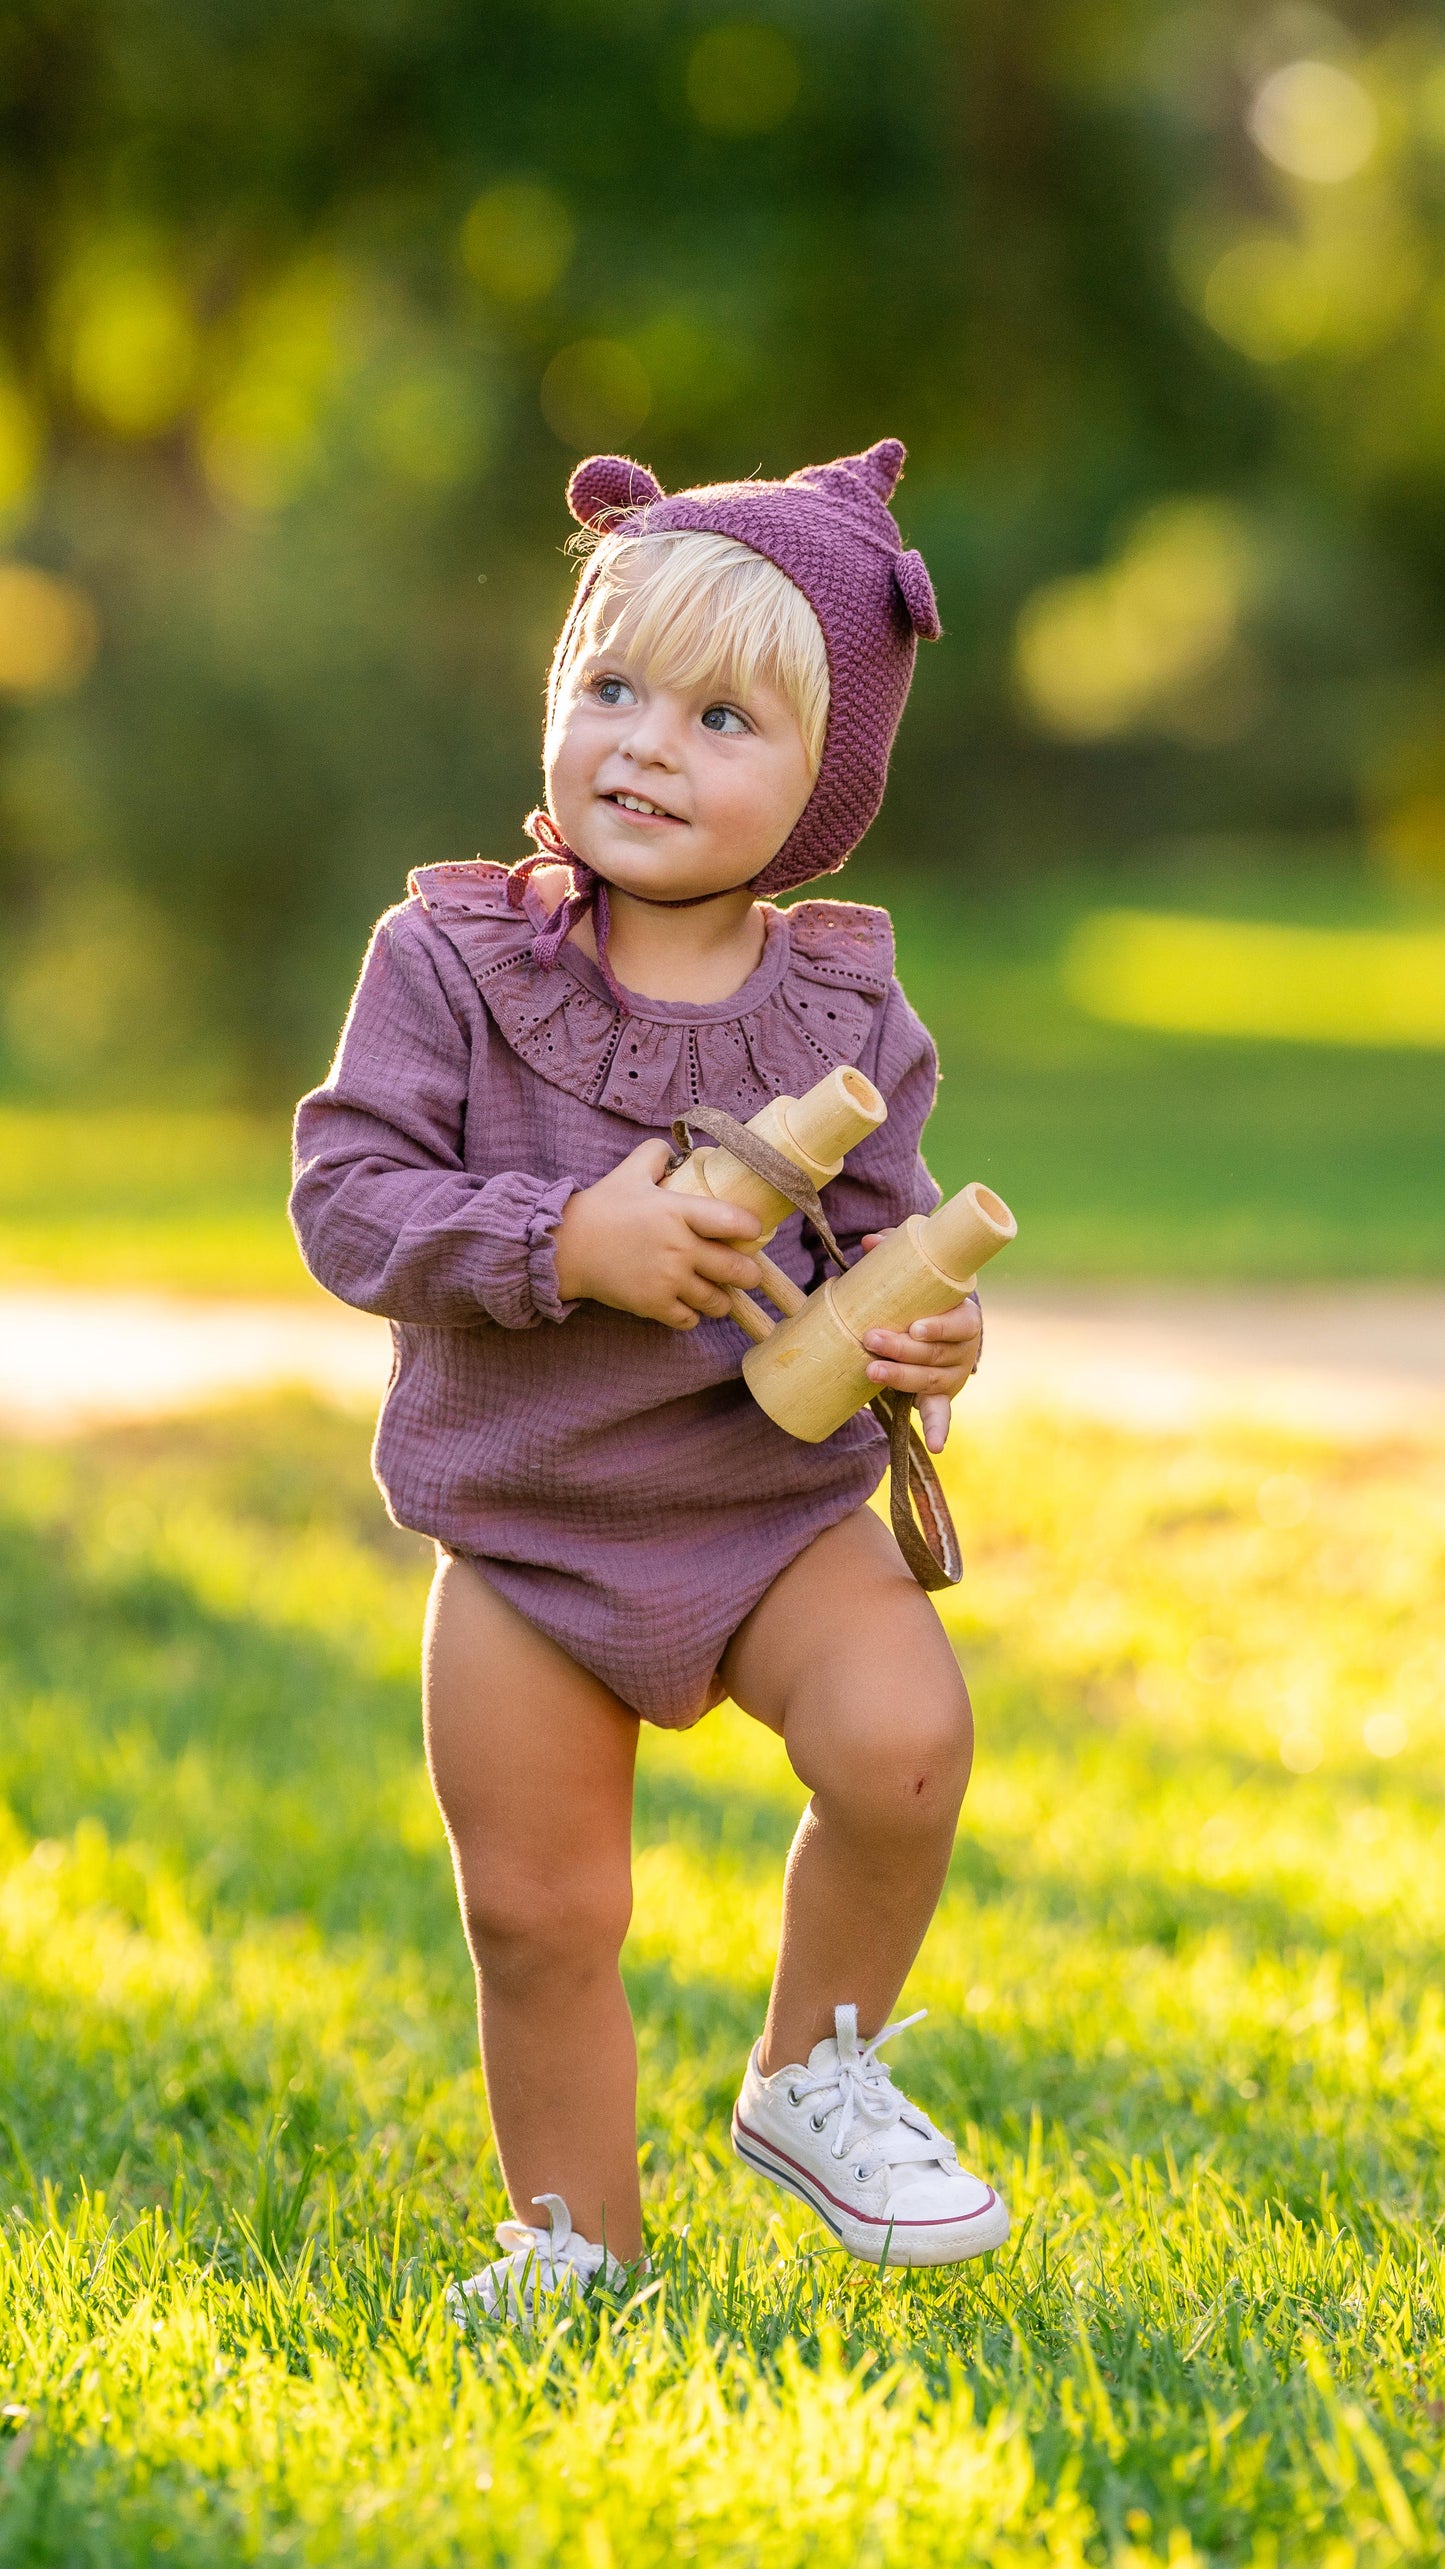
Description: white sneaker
446,2193,628,2324
732,2005,1009,2267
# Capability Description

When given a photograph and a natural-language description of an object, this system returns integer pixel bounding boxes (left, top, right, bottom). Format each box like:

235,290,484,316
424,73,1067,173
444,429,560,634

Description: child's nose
618,698,684,764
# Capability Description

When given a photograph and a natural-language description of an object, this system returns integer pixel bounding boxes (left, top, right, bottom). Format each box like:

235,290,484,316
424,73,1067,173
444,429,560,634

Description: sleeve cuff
524,1175,580,1324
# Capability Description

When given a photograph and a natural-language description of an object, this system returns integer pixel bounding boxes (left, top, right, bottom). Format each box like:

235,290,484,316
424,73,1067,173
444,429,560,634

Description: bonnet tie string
506,809,632,1009
507,807,741,1015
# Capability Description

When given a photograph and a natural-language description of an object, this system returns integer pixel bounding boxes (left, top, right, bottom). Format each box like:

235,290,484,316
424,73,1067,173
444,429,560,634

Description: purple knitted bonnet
561,437,941,896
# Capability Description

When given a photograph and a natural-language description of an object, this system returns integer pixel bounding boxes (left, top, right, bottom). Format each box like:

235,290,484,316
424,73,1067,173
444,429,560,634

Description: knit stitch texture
564,438,940,896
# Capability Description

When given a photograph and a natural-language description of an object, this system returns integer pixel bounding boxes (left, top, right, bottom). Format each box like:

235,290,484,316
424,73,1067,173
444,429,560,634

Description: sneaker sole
732,2110,1010,2266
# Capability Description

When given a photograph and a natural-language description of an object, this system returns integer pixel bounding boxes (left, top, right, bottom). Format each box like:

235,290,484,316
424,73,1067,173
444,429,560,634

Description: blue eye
702,704,747,734
596,677,627,705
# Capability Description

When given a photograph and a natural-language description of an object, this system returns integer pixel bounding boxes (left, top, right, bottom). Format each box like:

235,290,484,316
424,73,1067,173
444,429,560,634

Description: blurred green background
0,0,1441,1280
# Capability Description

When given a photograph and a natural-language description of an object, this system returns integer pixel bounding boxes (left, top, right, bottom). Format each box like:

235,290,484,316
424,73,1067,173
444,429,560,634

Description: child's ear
567,455,664,529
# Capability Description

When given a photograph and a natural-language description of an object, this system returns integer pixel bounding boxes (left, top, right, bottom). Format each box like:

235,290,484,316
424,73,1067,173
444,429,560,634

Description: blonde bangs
550,529,830,776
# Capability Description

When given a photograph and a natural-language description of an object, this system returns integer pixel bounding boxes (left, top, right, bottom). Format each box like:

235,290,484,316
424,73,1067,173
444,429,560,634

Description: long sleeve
813,978,943,1265
290,913,579,1328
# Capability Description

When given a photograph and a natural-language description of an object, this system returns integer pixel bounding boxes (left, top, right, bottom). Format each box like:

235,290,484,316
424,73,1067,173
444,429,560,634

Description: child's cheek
704,763,770,868
545,722,593,820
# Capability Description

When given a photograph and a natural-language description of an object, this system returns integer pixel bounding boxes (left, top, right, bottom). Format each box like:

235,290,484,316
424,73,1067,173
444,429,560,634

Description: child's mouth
602,792,684,825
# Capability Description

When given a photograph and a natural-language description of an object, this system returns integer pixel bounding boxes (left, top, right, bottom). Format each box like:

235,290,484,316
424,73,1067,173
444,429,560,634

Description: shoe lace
491,2193,591,2299
789,2008,941,2165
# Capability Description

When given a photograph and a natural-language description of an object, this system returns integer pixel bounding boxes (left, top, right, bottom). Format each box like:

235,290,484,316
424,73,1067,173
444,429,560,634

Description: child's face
546,644,815,900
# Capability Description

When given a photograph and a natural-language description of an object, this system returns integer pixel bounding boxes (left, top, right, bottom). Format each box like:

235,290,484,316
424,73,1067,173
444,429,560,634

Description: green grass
3,858,1442,1295
868,864,1445,1281
1,1394,1443,2562
0,1110,305,1297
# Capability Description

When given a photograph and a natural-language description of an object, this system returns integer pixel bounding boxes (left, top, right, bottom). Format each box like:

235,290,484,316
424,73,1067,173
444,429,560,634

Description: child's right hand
554,1140,763,1329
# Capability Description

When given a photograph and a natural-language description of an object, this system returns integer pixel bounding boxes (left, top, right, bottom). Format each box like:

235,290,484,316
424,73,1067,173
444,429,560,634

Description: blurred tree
0,0,1442,1097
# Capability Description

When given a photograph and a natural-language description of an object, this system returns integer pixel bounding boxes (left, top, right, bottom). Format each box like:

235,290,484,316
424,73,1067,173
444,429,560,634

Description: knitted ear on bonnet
559,438,941,897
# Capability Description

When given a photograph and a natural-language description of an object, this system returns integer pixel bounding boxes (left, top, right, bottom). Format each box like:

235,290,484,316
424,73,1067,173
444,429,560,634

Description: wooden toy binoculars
662,1063,1017,1443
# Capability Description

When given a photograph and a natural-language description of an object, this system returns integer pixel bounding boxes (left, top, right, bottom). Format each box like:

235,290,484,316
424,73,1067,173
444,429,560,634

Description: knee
458,1857,632,1993
801,1673,973,1836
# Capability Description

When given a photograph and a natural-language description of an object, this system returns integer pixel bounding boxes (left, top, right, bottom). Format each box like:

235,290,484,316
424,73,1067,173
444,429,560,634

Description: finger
677,1280,734,1319
919,1394,952,1453
675,1195,765,1242
689,1245,763,1289
899,1304,981,1345
658,1301,701,1330
863,1317,980,1365
861,1327,960,1367
859,1231,891,1251
864,1357,970,1397
629,1138,677,1180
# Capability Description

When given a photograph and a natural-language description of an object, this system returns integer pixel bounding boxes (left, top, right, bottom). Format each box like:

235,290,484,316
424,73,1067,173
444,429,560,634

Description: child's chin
595,840,697,897
613,871,696,903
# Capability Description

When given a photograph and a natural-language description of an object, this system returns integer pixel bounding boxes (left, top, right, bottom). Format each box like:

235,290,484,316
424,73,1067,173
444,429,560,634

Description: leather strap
668,1109,847,1270
868,1389,963,1590
669,1108,965,1591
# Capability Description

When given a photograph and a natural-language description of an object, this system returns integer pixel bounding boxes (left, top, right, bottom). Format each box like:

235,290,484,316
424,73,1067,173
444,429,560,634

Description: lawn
872,858,1445,1282
1,1391,1442,2563
0,1110,301,1299
3,858,1441,1297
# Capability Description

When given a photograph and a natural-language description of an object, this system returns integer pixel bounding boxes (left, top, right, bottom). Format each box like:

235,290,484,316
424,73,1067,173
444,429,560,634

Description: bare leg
423,1554,643,2258
720,1508,972,2074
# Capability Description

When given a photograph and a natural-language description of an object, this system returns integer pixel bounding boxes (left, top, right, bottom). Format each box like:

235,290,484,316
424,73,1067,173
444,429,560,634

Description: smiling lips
604,791,685,824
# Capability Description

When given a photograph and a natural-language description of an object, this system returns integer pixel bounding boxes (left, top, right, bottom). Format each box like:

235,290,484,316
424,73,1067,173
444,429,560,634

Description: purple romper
290,862,942,1727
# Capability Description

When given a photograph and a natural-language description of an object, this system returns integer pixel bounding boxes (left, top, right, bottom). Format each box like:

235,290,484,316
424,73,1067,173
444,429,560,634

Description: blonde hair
547,527,830,776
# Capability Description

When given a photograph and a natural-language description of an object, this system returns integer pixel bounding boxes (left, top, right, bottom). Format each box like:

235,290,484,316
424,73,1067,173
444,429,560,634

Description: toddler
291,437,1008,2315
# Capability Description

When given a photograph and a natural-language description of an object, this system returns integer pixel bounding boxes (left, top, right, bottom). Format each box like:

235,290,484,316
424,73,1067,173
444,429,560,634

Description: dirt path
966,1286,1445,1440
0,1291,388,1435
3,1284,1442,1442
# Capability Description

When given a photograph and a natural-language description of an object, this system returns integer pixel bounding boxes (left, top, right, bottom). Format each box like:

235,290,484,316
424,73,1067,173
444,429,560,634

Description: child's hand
855,1230,982,1454
554,1140,763,1329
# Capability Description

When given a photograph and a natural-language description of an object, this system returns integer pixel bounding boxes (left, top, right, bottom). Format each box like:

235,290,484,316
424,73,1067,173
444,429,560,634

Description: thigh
423,1552,639,1884
719,1507,971,1796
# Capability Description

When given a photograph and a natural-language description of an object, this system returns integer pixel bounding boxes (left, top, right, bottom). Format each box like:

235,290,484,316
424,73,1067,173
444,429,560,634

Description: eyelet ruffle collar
408,860,896,1128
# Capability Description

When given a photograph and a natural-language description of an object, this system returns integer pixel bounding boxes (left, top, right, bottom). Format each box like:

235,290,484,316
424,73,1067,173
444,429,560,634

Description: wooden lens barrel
741,1183,1017,1442
659,1064,886,1246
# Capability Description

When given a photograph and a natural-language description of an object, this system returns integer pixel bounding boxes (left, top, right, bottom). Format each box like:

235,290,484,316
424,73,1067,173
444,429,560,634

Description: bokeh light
198,263,356,511
0,564,98,695
1248,59,1379,184
53,246,198,438
1362,1711,1408,1758
1014,504,1255,741
1202,235,1329,362
1198,206,1424,365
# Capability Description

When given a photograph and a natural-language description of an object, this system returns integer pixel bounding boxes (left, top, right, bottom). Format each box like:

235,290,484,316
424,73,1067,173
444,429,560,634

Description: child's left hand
856,1229,982,1454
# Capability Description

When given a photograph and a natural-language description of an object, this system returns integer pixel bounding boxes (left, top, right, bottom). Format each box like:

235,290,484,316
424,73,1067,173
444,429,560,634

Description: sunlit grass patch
1065,908,1445,1048
0,1395,1443,2561
0,1107,308,1295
